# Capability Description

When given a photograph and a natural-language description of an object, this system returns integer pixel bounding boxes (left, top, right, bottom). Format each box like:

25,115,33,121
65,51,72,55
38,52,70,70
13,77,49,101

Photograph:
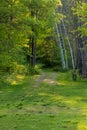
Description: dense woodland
0,0,87,79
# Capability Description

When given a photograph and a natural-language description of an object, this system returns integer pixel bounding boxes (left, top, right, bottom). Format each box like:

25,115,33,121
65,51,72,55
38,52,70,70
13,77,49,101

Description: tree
72,1,87,77
21,0,62,67
0,0,29,74
0,0,63,75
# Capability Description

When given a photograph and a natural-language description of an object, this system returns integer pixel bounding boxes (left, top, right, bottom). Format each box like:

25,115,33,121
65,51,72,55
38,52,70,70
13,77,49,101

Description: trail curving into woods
34,71,58,87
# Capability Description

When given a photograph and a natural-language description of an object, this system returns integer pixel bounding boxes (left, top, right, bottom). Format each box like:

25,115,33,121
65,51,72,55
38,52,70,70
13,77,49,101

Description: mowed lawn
0,70,87,130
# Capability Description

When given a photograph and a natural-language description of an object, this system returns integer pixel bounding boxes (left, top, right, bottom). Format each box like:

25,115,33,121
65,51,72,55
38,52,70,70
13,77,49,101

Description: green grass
0,70,87,130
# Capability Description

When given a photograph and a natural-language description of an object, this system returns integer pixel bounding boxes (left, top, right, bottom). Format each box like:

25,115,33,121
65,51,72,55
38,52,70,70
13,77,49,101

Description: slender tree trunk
30,36,36,67
62,20,75,70
59,24,68,69
55,23,66,69
29,10,36,67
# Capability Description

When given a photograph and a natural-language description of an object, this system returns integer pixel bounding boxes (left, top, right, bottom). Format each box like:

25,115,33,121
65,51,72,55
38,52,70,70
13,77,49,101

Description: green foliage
0,0,29,75
12,63,28,75
52,65,62,71
72,2,87,37
28,65,42,75
37,38,61,67
0,0,63,76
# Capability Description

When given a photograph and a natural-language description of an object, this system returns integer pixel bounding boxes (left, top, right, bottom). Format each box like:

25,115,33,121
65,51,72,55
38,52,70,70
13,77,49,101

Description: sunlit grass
0,70,87,130
6,74,25,85
77,123,87,130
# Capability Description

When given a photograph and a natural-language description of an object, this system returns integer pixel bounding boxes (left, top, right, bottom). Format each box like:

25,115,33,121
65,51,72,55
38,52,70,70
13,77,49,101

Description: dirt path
34,71,58,87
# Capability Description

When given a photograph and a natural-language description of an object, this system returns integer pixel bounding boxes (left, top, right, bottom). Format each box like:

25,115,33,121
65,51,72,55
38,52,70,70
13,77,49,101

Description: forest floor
0,69,87,130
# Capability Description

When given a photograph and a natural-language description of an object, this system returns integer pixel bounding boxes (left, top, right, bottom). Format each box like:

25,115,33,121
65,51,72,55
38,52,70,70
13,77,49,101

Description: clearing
0,70,87,130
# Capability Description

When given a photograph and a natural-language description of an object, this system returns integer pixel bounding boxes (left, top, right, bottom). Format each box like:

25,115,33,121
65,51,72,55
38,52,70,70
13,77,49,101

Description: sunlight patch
6,74,25,85
82,109,87,116
16,75,24,80
78,123,87,130
11,80,17,85
43,79,58,85
51,95,63,100
64,100,77,106
39,93,48,96
57,82,65,85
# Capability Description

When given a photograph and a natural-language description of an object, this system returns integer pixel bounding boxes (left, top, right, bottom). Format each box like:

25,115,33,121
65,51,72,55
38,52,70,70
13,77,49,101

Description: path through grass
0,70,87,130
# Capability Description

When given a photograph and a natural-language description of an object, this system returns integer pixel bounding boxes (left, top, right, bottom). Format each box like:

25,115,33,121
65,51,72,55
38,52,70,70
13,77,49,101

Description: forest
0,0,87,130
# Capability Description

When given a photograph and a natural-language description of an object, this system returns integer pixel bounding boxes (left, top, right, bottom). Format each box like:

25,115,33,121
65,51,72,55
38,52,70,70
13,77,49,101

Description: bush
15,64,27,75
53,66,62,71
28,65,42,75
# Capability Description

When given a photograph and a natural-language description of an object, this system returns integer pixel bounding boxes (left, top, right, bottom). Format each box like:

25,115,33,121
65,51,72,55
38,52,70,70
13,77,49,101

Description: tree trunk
55,23,66,69
62,19,75,70
59,23,68,69
30,36,36,67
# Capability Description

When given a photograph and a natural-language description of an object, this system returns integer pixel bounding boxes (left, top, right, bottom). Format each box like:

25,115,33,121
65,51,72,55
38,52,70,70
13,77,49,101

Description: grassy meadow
0,70,87,130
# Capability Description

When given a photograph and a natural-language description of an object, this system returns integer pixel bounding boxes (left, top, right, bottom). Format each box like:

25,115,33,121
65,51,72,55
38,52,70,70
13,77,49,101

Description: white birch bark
62,20,75,70
55,23,66,69
58,24,68,69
